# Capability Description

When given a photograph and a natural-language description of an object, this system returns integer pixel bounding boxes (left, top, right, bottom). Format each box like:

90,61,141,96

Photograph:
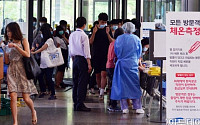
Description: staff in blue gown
111,22,145,114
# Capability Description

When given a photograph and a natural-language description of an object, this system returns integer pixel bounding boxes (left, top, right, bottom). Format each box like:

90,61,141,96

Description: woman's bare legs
10,92,18,125
22,93,37,124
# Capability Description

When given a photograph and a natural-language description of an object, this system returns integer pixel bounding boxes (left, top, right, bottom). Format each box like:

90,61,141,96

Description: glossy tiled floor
0,67,166,125
0,88,166,125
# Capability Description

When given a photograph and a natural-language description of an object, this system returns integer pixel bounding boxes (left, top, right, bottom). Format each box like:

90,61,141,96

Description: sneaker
122,109,129,114
100,89,105,95
38,93,45,98
76,104,91,112
113,106,122,112
136,109,145,114
48,95,57,100
107,107,115,112
107,106,122,112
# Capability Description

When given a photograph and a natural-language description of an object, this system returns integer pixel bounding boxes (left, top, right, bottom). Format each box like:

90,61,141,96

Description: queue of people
0,12,153,124
88,13,146,113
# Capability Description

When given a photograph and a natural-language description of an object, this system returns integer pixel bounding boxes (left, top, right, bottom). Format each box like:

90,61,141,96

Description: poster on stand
166,12,200,124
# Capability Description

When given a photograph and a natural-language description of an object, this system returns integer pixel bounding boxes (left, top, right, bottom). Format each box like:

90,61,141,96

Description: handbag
21,40,41,80
40,47,64,68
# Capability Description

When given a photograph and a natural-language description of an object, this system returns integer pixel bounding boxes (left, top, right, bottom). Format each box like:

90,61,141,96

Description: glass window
127,0,136,19
44,0,74,30
143,0,156,22
60,0,74,30
51,0,56,29
0,0,27,35
33,0,37,18
175,0,182,11
111,0,116,19
143,0,178,24
44,0,50,24
94,1,109,21
83,0,93,30
82,0,110,31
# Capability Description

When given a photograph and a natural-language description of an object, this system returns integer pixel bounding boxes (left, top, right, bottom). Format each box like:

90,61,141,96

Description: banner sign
166,12,200,125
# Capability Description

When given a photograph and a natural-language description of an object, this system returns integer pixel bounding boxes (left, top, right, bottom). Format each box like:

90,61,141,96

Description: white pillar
140,0,143,39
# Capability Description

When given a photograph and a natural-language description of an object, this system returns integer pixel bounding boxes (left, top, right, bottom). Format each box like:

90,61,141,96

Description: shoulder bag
21,40,41,80
40,39,64,68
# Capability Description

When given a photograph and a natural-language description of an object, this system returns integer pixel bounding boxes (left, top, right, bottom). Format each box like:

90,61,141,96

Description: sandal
32,110,37,125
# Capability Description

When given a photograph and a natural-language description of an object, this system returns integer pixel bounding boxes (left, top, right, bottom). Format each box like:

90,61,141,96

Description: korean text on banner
166,12,200,125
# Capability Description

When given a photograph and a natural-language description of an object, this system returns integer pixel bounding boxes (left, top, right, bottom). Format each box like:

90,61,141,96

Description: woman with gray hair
111,22,144,114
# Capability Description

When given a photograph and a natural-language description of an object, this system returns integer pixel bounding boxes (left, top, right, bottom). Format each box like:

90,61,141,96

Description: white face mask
112,25,118,30
143,47,148,52
99,24,107,29
40,23,44,27
66,30,69,34
41,34,43,38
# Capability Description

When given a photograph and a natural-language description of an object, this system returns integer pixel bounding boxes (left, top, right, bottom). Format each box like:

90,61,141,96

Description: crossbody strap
21,39,24,50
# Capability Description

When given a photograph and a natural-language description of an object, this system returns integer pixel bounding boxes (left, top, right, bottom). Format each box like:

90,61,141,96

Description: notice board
166,12,200,124
149,30,166,60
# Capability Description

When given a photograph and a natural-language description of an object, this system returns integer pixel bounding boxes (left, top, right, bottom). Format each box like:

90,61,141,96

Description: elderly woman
111,22,144,114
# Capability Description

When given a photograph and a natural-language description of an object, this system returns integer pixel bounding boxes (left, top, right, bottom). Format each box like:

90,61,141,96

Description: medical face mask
112,25,118,30
41,34,43,38
143,47,148,52
51,31,53,35
33,22,37,27
99,24,107,29
66,30,69,34
59,31,64,35
40,23,44,26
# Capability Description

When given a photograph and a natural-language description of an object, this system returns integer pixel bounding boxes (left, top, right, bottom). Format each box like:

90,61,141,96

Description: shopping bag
41,47,64,68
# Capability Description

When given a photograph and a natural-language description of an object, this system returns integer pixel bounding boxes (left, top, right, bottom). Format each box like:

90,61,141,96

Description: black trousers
107,68,117,108
38,68,55,95
73,56,89,106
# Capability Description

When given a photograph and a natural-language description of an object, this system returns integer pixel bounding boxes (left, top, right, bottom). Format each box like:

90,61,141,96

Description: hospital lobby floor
0,88,166,125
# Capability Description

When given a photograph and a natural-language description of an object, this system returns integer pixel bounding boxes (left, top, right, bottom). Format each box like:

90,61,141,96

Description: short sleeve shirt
54,37,67,50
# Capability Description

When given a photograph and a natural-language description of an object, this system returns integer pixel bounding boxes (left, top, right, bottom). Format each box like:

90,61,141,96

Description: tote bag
41,45,64,68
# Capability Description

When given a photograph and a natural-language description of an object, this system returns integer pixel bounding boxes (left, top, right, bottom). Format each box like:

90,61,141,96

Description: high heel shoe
32,110,37,125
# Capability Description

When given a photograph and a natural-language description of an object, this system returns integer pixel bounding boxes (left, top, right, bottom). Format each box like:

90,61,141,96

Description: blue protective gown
111,33,142,100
